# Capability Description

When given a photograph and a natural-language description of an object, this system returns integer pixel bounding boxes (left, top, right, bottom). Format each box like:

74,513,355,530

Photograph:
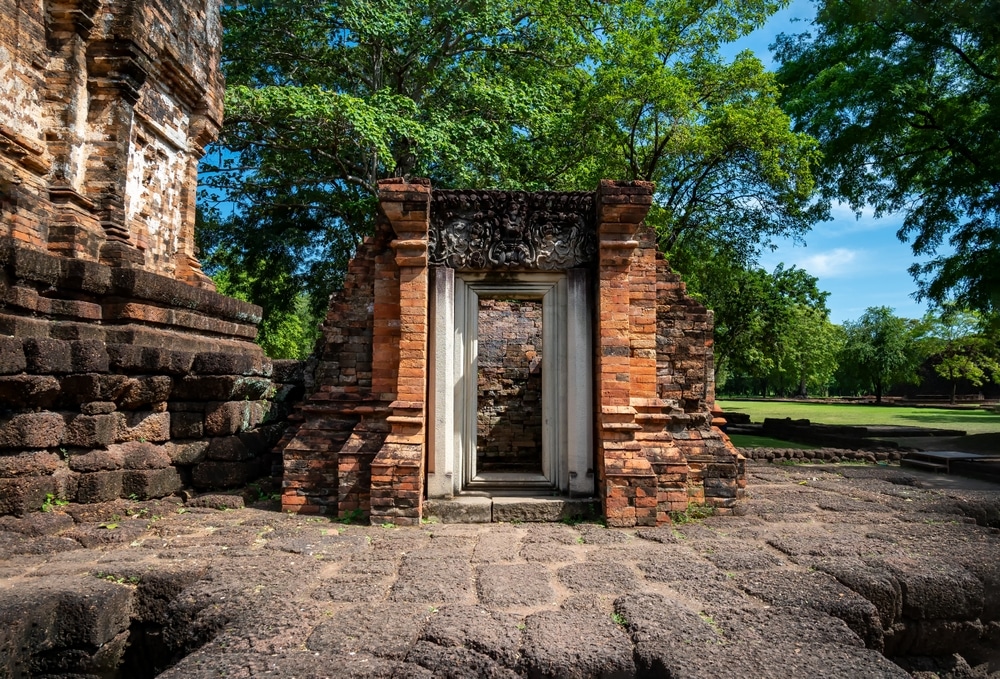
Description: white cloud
815,201,903,236
795,248,860,278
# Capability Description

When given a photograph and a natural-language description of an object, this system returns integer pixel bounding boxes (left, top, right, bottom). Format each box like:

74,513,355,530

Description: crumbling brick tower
0,1,301,515
2,0,221,281
283,179,746,526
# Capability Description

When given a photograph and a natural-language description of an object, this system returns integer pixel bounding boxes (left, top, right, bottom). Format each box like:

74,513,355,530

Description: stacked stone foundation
0,239,303,516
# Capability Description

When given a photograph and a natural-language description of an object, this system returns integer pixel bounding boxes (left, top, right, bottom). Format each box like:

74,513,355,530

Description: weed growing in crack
699,612,723,636
94,572,140,585
669,503,715,525
334,508,365,525
40,494,68,512
611,612,628,627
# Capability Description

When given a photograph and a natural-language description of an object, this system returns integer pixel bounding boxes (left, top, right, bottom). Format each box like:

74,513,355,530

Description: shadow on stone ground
886,432,1000,456
2,463,1000,678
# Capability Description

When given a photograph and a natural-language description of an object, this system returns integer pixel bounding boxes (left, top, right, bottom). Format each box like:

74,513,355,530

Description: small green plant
101,523,119,530
669,503,715,525
128,493,139,501
560,503,602,526
247,482,279,503
40,494,68,512
699,612,723,635
420,516,438,525
380,522,396,529
334,508,365,524
611,612,628,627
94,572,140,585
516,622,527,631
575,535,585,544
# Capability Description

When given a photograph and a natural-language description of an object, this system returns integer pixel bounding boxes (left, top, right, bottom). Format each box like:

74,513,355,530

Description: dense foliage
775,0,1000,313
835,307,924,404
675,246,841,395
917,305,1000,402
198,0,824,356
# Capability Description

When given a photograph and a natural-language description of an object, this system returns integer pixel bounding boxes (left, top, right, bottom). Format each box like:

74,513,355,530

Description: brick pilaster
594,180,656,527
369,178,430,526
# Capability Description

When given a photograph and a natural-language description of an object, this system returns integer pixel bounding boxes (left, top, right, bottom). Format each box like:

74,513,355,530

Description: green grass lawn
727,434,816,449
718,400,1000,435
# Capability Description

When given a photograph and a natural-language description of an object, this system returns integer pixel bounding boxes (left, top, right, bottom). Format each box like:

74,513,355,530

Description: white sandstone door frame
427,269,594,498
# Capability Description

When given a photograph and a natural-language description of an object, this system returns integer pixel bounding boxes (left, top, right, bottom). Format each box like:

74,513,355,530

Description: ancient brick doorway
284,180,745,526
427,268,595,499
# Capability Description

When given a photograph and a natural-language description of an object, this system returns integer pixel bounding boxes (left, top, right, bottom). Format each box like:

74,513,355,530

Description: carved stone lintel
428,190,596,271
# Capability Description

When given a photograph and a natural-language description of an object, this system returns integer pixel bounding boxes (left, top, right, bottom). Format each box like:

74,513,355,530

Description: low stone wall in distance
0,239,304,515
739,447,904,464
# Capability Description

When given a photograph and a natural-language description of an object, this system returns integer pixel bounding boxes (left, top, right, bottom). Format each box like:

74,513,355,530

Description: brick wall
279,219,396,516
476,299,543,472
0,0,305,516
284,179,746,525
652,244,745,517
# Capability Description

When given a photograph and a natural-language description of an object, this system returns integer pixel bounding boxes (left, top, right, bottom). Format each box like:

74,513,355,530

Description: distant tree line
718,299,1000,404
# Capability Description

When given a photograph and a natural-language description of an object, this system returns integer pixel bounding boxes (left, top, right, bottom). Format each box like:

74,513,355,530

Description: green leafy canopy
198,0,825,356
775,0,1000,312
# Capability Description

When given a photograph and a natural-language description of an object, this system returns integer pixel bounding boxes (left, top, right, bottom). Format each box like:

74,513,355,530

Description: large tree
917,305,1000,402
838,306,923,403
774,0,1000,313
199,0,825,355
675,244,835,393
584,1,825,260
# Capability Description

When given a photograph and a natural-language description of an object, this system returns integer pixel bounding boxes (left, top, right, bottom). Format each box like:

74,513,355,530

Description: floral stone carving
428,190,597,270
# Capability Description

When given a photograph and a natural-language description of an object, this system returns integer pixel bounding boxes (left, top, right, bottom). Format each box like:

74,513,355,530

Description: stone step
424,496,600,524
901,458,949,473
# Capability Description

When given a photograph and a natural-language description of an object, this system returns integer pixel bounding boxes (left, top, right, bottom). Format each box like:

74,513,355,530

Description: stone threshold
423,496,600,523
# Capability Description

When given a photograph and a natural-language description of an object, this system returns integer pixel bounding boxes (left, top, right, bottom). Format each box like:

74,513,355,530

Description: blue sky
721,0,932,324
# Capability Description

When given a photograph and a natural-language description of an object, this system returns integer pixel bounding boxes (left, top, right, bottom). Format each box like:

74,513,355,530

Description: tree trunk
951,381,957,405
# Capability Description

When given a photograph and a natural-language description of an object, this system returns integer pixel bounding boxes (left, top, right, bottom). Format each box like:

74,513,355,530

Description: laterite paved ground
2,463,1000,678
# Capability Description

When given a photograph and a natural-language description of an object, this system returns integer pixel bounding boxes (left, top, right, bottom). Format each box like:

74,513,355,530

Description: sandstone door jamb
426,271,594,498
